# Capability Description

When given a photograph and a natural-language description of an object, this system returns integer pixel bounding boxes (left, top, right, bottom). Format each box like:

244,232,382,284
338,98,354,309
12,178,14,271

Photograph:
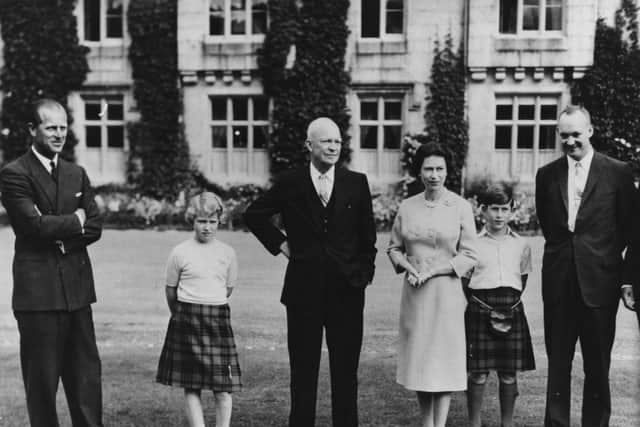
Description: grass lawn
0,228,638,426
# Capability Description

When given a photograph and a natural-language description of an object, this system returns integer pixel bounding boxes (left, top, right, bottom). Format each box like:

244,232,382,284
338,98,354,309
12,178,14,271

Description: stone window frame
359,0,405,40
82,94,127,151
208,0,268,39
79,0,125,43
498,0,564,36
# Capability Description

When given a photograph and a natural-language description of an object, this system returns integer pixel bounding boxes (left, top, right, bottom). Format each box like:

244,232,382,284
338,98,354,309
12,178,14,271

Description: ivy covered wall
127,0,193,199
0,0,89,163
258,0,352,174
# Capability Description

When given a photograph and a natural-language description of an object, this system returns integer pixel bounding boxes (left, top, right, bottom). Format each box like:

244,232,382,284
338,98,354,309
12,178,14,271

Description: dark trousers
15,307,103,427
543,267,617,427
286,284,365,427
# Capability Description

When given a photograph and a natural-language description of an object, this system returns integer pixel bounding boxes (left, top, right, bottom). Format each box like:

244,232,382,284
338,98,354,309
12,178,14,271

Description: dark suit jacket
0,150,102,311
535,152,635,308
243,166,377,308
623,187,640,295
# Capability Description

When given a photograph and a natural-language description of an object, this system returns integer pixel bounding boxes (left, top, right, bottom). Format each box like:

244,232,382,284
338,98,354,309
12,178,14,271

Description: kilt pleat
156,301,242,392
465,287,535,372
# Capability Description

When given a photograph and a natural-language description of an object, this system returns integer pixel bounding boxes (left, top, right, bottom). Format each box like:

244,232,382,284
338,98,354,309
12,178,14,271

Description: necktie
50,160,56,179
575,161,585,200
318,174,330,207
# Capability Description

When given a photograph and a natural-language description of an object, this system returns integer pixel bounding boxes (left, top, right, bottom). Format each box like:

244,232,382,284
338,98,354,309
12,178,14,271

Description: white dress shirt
31,145,58,174
310,163,334,205
567,148,594,232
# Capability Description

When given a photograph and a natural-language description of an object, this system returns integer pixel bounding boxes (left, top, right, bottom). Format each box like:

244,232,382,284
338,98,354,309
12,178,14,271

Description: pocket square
75,192,82,197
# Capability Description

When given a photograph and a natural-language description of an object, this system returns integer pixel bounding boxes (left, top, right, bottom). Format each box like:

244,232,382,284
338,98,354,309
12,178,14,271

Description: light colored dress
388,190,477,392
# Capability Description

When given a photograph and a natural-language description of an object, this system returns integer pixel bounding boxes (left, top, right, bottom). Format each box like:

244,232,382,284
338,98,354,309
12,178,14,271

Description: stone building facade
0,1,620,187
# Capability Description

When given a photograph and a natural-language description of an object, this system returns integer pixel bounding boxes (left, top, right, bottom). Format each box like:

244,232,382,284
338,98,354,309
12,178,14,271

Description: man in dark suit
622,186,639,328
535,105,635,427
244,117,377,427
0,99,103,426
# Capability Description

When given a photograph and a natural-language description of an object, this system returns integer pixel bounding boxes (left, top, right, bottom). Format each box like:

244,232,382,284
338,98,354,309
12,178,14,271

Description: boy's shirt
468,226,532,291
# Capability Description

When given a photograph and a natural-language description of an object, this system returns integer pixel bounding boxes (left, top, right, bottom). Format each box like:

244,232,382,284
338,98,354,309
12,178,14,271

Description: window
499,0,562,34
494,95,558,151
84,96,125,149
210,96,269,150
361,0,404,38
83,0,124,42
359,96,402,150
209,0,268,36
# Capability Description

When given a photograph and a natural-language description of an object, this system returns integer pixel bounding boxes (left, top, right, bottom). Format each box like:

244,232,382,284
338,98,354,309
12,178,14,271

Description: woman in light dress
387,142,477,427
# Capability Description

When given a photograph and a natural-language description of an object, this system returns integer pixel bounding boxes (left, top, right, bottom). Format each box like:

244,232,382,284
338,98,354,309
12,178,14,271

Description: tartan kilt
156,301,242,392
465,287,535,372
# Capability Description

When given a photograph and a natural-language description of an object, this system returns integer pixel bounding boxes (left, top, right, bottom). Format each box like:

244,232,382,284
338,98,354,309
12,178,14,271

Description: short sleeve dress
388,190,477,392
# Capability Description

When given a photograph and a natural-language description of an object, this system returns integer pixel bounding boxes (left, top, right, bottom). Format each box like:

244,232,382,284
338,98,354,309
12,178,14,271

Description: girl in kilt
464,183,535,427
157,192,242,427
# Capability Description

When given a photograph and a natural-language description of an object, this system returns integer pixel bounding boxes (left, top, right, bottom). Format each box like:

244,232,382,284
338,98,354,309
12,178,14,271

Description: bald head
305,117,342,173
306,117,341,142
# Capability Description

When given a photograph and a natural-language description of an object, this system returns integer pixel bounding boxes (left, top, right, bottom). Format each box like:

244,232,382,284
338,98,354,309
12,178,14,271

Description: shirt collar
478,226,516,240
567,148,594,170
31,145,58,172
309,162,335,182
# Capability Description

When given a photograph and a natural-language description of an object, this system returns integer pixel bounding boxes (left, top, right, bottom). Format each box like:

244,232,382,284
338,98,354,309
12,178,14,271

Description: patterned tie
318,174,330,207
50,160,56,179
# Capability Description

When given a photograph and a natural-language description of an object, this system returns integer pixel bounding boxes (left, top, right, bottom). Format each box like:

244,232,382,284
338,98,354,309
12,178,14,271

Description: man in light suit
0,99,103,426
535,105,635,427
243,117,377,427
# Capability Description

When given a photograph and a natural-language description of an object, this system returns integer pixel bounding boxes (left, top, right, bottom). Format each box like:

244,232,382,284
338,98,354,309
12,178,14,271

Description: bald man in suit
244,117,377,427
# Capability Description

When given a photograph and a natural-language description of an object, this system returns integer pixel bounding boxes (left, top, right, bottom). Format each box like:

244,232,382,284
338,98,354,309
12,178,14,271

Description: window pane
496,104,512,120
85,103,101,120
360,126,378,149
384,101,402,120
232,126,248,148
107,126,124,148
361,0,381,38
360,101,378,120
212,126,227,148
252,0,268,34
211,97,227,120
84,0,100,41
232,98,248,120
540,104,557,120
495,125,512,149
539,125,556,149
386,11,403,34
253,126,268,149
106,0,123,38
86,126,101,147
546,5,562,31
517,125,534,149
383,126,401,149
253,97,269,120
231,0,247,35
523,1,540,30
518,104,535,120
108,102,124,120
499,0,517,34
210,0,225,35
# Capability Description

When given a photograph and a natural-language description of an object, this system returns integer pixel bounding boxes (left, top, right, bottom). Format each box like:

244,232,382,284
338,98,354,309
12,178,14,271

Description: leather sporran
488,308,515,337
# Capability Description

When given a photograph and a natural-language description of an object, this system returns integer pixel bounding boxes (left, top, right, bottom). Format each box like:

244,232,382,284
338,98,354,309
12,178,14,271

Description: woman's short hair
185,192,224,222
478,182,514,207
411,142,451,177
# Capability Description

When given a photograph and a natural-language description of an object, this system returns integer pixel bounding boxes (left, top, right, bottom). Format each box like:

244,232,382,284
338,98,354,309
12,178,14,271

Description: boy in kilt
156,192,242,427
464,183,535,427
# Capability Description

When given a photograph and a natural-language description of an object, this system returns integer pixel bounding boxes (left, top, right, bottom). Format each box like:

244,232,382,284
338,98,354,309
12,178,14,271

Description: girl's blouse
165,238,238,305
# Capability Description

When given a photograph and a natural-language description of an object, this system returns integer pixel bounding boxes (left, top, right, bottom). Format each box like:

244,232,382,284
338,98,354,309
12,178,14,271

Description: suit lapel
330,167,348,217
301,169,325,234
577,152,603,210
25,150,57,211
555,157,569,215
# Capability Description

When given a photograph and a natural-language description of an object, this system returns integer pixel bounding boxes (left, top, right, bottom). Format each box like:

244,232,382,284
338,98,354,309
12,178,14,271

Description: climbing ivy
127,0,194,199
257,0,352,174
0,0,89,163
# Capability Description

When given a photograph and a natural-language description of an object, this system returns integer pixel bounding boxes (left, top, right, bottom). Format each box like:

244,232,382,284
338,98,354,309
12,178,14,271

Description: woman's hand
417,269,434,286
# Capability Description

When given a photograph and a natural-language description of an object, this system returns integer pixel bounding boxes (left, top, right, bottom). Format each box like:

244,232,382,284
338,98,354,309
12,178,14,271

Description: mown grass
0,229,638,426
